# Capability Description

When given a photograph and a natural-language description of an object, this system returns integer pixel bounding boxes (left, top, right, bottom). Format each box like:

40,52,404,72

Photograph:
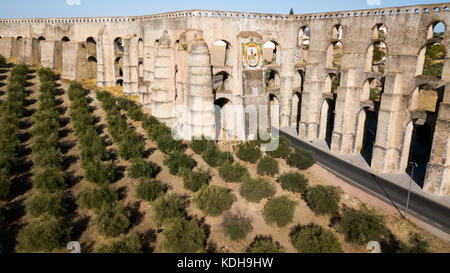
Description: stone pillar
151,34,175,126
129,37,139,96
280,48,295,127
96,35,106,87
122,38,132,95
0,38,13,58
424,83,450,196
183,39,216,139
39,40,57,69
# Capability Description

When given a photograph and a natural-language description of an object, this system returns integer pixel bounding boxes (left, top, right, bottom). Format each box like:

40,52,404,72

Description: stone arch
326,41,343,68
269,94,280,128
212,40,232,67
265,69,280,89
332,24,343,40
416,42,446,78
298,26,310,47
324,73,340,94
361,78,383,102
214,97,232,140
116,79,123,86
114,57,123,78
263,40,281,65
38,36,46,41
213,71,231,93
87,56,97,79
291,92,302,131
138,61,144,78
365,41,388,72
372,23,387,40
114,37,124,55
138,38,144,59
61,36,70,43
427,21,446,40
319,97,336,148
293,69,304,91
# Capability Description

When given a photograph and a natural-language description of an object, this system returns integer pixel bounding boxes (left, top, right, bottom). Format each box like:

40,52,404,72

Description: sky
0,0,448,18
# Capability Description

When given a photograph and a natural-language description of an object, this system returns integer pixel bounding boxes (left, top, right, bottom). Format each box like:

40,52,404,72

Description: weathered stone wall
0,4,449,196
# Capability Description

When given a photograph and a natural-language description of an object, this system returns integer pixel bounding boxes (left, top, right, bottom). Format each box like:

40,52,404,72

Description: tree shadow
9,172,33,199
141,229,157,253
65,170,83,188
116,186,128,201
70,216,90,243
127,202,143,230
143,148,157,159
60,140,76,155
62,155,79,171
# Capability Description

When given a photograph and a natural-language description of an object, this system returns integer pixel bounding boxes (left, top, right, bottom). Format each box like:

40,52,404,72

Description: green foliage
127,158,159,179
94,204,130,238
369,88,381,101
266,136,291,159
155,135,186,155
201,142,232,167
246,235,284,253
189,135,213,154
257,156,279,177
182,168,210,192
396,234,429,253
290,224,342,253
96,233,144,253
236,141,261,163
423,44,445,78
161,216,206,253
306,185,341,216
279,172,309,194
287,148,316,170
117,129,145,161
338,206,389,245
26,191,66,218
15,216,71,253
152,193,188,226
0,55,6,68
163,151,196,176
37,68,55,83
218,161,249,183
0,170,11,201
372,45,386,63
135,178,166,202
116,97,145,121
193,185,236,216
239,176,276,203
263,196,297,228
83,160,115,186
33,168,67,193
221,212,253,241
77,186,118,211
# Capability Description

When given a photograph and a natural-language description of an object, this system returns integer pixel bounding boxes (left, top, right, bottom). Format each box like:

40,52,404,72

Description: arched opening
361,78,383,102
263,41,281,65
372,24,387,40
115,57,123,78
138,38,144,59
115,79,123,86
326,42,343,69
61,36,70,43
319,97,336,148
114,37,124,55
212,40,232,67
269,94,280,128
214,98,232,141
298,26,310,65
265,69,280,89
138,61,144,78
410,84,439,112
324,73,340,94
293,69,304,91
365,41,387,72
332,24,343,40
87,56,97,79
291,92,302,131
417,42,446,78
38,36,46,41
213,71,231,93
428,21,445,39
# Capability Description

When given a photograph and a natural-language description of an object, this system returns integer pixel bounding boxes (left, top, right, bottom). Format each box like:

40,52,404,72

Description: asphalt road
279,130,450,234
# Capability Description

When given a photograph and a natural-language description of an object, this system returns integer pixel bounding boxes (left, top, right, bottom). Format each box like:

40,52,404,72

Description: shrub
135,178,166,202
33,168,67,193
290,224,342,253
397,234,429,253
263,196,297,228
83,160,115,185
161,216,206,253
257,156,279,177
127,158,159,179
77,186,118,210
236,141,261,163
221,212,253,241
218,162,249,183
182,168,209,192
193,185,236,216
239,176,276,203
26,192,66,218
246,235,284,253
96,233,144,253
94,204,130,238
118,130,145,160
279,172,309,194
156,135,186,154
152,194,188,226
266,136,291,159
15,216,71,253
201,142,231,167
306,185,341,216
0,170,11,201
338,206,389,245
189,136,213,154
0,55,6,68
163,151,196,176
287,148,315,170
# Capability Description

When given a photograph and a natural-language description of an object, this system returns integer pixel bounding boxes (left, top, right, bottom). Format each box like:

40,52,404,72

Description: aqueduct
0,3,449,196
